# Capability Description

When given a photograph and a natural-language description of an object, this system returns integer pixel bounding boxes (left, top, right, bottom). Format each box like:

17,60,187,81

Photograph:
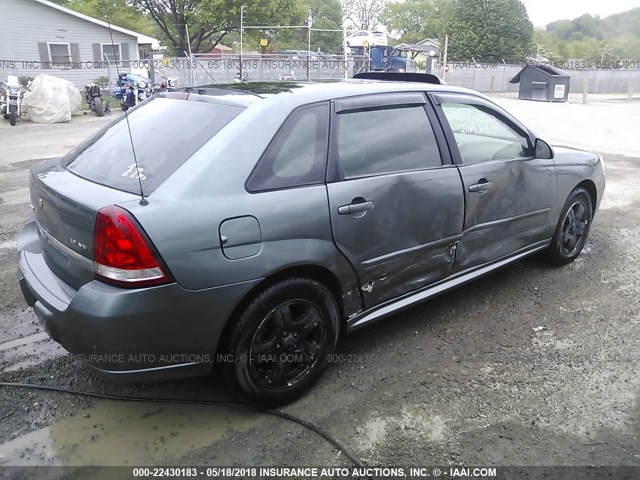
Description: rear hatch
30,160,139,289
32,94,245,289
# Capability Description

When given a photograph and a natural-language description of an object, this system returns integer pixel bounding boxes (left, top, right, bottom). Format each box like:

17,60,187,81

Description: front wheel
9,105,16,126
547,187,593,265
93,97,104,117
221,278,341,406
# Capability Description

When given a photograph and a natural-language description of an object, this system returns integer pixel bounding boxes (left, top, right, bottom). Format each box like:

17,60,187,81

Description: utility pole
595,44,608,94
185,24,194,85
343,25,348,78
307,10,312,80
442,34,449,81
240,5,245,79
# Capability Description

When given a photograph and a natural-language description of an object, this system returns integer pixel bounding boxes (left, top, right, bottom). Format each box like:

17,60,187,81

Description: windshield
63,96,244,195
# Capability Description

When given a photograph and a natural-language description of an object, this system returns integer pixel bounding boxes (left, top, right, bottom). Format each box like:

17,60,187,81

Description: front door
433,93,557,273
326,93,465,309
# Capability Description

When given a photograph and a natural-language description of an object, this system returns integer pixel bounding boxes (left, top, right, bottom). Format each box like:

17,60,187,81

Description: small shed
510,64,571,102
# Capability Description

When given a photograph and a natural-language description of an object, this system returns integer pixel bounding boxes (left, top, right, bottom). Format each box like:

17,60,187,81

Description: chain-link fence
1,56,638,95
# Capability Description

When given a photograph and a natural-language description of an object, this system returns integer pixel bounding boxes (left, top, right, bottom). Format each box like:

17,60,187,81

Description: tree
381,0,449,44
532,28,562,62
134,0,304,54
444,0,533,62
342,0,388,31
307,0,344,52
542,7,640,63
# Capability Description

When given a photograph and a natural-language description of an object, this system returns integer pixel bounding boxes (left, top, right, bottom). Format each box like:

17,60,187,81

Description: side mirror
535,138,554,159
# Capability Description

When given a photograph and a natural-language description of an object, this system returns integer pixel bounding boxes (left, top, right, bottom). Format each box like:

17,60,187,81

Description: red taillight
93,205,172,288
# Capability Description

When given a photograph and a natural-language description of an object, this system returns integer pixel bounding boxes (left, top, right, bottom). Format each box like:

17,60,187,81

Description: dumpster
510,64,571,102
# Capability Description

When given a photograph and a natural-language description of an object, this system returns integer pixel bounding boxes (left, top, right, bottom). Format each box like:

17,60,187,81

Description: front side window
441,103,533,165
247,103,329,192
336,105,442,179
49,43,71,65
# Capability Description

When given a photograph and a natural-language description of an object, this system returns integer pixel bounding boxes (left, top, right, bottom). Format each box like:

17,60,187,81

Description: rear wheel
221,277,340,406
547,188,593,265
93,97,104,117
9,105,16,126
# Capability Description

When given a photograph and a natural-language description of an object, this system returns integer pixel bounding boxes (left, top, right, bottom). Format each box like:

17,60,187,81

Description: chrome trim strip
463,208,550,235
40,227,93,268
362,234,463,266
348,240,550,331
97,362,201,375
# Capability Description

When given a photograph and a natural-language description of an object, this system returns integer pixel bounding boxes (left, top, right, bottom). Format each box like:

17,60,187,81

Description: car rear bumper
17,220,261,381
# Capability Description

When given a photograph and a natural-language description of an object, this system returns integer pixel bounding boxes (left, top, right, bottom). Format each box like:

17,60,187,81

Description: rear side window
336,105,442,179
64,97,244,194
247,103,329,192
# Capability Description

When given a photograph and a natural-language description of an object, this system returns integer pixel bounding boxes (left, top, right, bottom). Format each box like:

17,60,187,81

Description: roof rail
353,72,445,85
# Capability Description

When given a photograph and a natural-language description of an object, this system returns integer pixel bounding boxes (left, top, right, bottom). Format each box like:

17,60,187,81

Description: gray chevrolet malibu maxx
18,77,605,404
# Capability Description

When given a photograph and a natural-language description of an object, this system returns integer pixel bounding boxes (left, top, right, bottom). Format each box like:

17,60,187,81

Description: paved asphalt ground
0,95,639,472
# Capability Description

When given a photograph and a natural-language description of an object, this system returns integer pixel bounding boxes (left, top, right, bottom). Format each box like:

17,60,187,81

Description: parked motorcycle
111,72,152,111
1,76,23,126
84,83,104,117
154,73,179,93
0,84,5,122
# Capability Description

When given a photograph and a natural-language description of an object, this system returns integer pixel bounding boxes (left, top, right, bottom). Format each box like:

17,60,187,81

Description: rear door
432,93,556,273
326,93,465,309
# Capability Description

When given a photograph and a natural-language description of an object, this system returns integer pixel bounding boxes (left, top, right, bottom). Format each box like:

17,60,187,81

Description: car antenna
102,0,148,206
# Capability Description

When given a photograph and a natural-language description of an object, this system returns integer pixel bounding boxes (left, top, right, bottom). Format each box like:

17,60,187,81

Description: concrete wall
0,0,139,87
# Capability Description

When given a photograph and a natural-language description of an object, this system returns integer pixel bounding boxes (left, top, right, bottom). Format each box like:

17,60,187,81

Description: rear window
63,97,244,194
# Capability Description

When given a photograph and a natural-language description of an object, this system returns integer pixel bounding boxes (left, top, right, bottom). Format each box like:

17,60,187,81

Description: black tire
9,105,16,126
221,277,340,406
94,97,104,117
547,188,593,265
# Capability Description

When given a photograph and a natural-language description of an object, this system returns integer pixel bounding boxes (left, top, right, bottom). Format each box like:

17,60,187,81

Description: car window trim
429,92,535,166
327,93,453,183
334,92,426,113
245,101,330,194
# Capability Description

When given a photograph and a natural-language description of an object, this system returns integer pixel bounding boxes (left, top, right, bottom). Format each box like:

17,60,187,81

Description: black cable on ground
0,382,365,468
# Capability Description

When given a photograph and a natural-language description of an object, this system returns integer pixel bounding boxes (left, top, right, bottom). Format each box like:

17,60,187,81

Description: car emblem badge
38,198,44,209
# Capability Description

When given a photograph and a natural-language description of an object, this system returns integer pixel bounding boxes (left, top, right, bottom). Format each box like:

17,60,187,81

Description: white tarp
23,74,82,123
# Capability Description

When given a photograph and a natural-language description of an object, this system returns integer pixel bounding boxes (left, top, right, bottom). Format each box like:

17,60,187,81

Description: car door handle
338,200,374,215
468,180,493,193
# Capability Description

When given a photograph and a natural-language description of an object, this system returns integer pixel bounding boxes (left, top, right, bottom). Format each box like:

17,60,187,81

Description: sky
522,0,640,27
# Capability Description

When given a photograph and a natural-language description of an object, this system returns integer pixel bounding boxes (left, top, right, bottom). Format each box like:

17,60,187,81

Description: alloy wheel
248,300,325,389
560,200,589,256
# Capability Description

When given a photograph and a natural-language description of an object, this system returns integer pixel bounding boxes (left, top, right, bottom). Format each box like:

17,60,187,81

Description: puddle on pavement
0,400,261,467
